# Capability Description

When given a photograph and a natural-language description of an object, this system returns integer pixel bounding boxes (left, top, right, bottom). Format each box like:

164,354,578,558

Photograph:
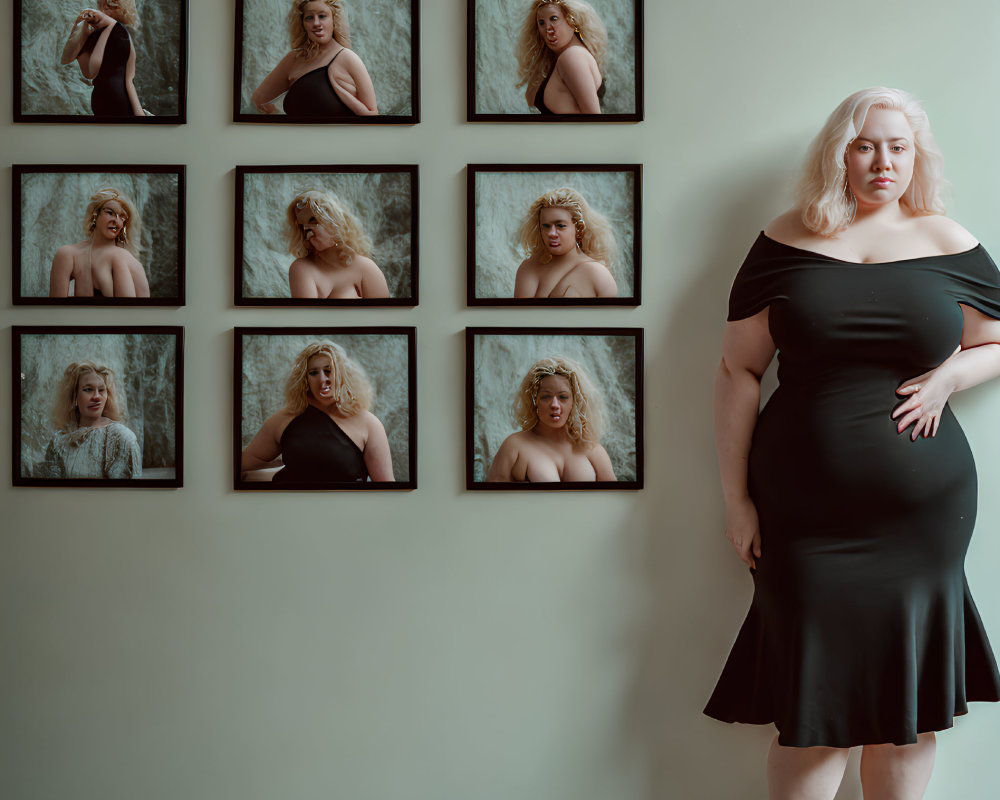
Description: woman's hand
893,347,960,441
78,8,113,28
725,496,762,569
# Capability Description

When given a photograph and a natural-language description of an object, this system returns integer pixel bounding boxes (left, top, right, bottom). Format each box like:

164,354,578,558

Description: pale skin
75,371,113,428
251,1,377,115
60,2,143,116
288,206,389,299
527,4,602,114
716,109,1000,799
240,353,393,481
514,206,616,298
49,200,150,297
486,374,615,481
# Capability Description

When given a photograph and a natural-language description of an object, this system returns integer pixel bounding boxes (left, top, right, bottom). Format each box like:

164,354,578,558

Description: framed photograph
468,164,640,305
466,327,643,489
13,326,184,487
13,165,185,305
235,166,417,306
14,0,188,123
234,0,419,123
468,0,643,121
234,327,416,490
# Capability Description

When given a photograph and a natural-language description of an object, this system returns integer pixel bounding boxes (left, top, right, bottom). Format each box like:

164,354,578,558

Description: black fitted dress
704,233,1000,748
85,23,132,116
272,405,368,484
282,50,356,118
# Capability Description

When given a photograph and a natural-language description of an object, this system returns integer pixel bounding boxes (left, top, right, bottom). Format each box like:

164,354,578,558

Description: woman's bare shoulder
335,47,364,69
556,44,597,73
913,214,979,251
762,209,809,244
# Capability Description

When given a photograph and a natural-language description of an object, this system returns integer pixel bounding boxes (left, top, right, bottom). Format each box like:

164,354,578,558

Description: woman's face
301,1,335,45
845,108,915,212
535,374,573,430
93,200,128,242
538,207,577,257
306,354,336,404
536,4,576,52
295,205,337,253
98,0,121,20
76,372,108,426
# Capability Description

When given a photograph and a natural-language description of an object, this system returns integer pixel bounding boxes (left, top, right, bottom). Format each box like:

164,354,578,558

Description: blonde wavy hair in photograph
797,87,946,237
50,360,126,430
285,189,373,263
287,0,351,57
103,0,140,28
282,340,373,417
516,187,617,266
83,187,142,256
515,0,607,92
512,356,603,445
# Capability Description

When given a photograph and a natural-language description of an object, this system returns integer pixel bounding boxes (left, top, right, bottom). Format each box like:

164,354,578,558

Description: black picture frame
13,325,184,487
234,0,420,124
467,0,643,122
14,0,188,124
467,163,641,306
235,165,418,306
13,164,186,306
466,327,643,490
234,327,417,490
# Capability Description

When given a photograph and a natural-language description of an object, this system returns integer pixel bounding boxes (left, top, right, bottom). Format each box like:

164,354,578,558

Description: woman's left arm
335,52,378,115
556,48,601,113
362,412,394,481
124,41,144,116
591,444,617,481
893,306,1000,440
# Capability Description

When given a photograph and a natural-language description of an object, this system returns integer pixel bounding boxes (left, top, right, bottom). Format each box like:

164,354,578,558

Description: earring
843,174,857,228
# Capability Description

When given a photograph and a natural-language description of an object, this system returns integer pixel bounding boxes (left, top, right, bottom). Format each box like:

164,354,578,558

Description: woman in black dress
707,87,1000,798
240,340,393,483
60,0,144,116
251,0,377,117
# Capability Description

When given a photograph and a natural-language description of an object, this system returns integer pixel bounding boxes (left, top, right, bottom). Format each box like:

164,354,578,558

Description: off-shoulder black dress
704,233,1000,747
85,23,132,116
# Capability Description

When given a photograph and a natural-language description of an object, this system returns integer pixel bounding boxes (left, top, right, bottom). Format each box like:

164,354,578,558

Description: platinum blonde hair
83,187,142,256
50,360,126,430
516,187,617,267
515,1,607,92
102,0,140,28
287,0,351,57
286,189,372,263
798,87,946,237
512,356,603,445
282,340,372,417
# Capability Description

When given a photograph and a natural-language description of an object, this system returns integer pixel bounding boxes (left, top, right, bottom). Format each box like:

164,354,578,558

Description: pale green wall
3,1,1000,798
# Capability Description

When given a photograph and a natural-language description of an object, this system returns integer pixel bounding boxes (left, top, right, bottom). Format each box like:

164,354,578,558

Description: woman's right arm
75,12,116,78
241,414,285,475
60,12,94,65
49,246,74,297
251,53,297,113
715,309,775,568
486,436,518,481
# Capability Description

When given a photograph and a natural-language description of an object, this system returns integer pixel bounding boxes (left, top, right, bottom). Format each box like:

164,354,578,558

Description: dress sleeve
104,423,142,479
944,246,1000,320
727,234,787,321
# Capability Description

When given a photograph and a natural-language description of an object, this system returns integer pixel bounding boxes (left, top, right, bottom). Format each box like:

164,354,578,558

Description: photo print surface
235,0,418,122
237,166,416,305
16,0,187,122
467,327,642,489
469,0,642,120
14,165,184,305
469,164,640,305
235,327,416,489
14,326,184,487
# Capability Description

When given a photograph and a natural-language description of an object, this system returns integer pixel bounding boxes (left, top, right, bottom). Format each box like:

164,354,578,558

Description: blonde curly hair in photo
516,187,617,267
512,356,603,445
282,340,373,417
515,0,607,93
797,87,946,237
50,360,127,430
102,0,140,28
83,187,142,256
287,0,351,56
285,189,372,264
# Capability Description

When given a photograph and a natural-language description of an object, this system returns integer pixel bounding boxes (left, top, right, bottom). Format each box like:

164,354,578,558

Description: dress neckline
760,232,982,266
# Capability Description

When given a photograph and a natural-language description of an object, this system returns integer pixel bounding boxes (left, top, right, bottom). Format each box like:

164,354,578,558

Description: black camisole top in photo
86,23,132,116
282,49,356,118
273,405,368,484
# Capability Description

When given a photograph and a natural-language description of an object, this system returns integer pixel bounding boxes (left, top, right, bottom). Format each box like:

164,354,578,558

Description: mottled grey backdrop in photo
241,333,411,481
472,333,638,482
241,171,413,299
19,0,183,116
19,332,179,476
475,170,635,298
19,171,180,298
239,0,413,116
474,0,636,115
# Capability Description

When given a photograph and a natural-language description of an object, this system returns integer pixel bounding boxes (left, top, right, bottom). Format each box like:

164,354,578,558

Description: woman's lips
871,177,894,186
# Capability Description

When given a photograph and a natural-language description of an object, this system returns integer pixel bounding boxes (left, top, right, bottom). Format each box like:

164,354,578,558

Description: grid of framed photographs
10,0,646,492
